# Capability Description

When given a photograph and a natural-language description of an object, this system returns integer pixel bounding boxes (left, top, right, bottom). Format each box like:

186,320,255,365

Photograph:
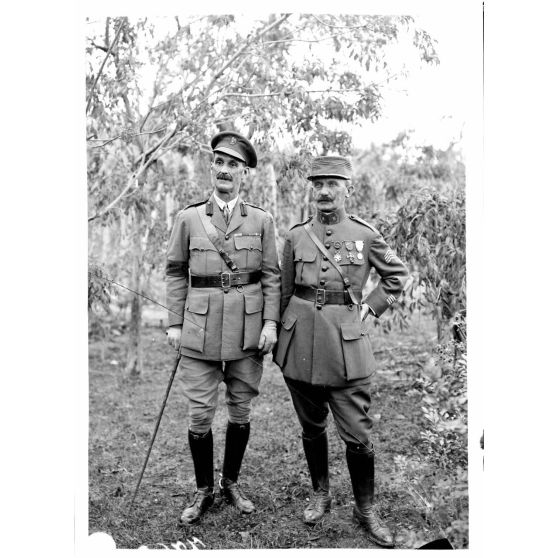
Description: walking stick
128,351,181,509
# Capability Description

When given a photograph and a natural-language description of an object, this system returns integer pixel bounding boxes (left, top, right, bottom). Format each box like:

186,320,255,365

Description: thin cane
128,351,181,509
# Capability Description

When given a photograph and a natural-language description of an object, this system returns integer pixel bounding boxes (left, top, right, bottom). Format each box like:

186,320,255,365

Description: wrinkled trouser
284,377,374,451
178,354,263,434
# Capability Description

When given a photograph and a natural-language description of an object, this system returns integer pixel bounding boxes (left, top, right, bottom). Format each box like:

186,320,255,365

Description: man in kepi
166,131,280,524
273,156,409,547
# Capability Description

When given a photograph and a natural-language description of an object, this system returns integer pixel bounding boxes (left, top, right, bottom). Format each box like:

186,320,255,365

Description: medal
334,252,342,262
334,241,342,250
345,240,355,251
348,252,355,263
357,253,363,260
355,240,364,252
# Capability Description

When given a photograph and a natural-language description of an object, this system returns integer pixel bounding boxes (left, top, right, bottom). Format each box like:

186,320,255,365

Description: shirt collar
213,193,239,212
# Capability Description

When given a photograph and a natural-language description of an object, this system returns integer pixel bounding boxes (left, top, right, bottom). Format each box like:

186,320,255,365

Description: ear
345,182,355,198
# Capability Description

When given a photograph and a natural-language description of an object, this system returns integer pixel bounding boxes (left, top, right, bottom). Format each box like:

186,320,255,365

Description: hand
257,320,277,355
167,326,182,351
360,303,371,322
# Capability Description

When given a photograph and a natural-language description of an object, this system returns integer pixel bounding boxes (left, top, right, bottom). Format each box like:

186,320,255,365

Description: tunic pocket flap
234,235,262,251
280,311,298,331
341,322,365,341
244,291,264,314
190,236,218,252
186,292,209,314
295,249,317,263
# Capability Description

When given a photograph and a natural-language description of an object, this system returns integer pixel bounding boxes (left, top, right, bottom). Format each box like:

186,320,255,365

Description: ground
88,312,468,549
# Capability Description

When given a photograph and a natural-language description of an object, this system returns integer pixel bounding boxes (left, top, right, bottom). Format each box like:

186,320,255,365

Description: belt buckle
315,288,326,306
220,272,232,289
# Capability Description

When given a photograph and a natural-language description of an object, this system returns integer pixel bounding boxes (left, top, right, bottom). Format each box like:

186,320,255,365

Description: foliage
418,343,468,470
390,334,468,549
86,14,437,223
86,14,439,372
88,263,113,314
379,186,466,339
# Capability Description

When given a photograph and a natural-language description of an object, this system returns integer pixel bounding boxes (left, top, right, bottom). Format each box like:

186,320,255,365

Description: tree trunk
264,161,277,217
125,288,143,376
125,212,144,376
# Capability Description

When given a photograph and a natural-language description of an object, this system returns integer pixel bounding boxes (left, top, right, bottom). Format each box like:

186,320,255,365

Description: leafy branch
86,18,125,115
88,126,178,222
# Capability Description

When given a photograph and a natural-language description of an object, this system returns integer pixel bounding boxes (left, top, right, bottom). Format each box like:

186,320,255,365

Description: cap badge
230,137,237,145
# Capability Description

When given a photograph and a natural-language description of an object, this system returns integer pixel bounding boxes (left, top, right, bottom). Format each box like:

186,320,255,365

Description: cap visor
307,173,350,180
213,147,246,163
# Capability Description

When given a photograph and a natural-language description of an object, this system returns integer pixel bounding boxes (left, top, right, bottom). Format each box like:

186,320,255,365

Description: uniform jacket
273,208,409,386
166,193,281,361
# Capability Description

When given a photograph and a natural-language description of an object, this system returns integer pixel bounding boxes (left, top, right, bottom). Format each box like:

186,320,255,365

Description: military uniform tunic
166,193,281,361
274,209,409,386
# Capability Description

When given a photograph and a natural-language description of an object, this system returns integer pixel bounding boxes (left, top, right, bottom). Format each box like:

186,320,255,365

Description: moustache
216,172,233,181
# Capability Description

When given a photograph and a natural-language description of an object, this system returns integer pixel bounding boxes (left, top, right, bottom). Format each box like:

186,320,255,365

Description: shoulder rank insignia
243,201,267,213
181,199,209,212
349,214,380,234
289,215,313,230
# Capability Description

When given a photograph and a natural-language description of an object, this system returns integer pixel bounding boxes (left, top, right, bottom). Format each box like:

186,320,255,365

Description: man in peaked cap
166,131,280,524
273,155,409,547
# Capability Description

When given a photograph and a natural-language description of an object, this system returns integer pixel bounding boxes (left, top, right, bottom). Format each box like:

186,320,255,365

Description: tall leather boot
220,422,255,514
180,430,215,524
302,431,332,524
346,444,394,548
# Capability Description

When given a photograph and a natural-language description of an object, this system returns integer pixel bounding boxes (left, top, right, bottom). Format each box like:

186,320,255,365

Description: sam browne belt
190,271,261,289
294,285,362,306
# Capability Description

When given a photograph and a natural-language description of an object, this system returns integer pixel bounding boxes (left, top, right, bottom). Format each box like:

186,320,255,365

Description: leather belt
294,285,362,306
190,271,261,289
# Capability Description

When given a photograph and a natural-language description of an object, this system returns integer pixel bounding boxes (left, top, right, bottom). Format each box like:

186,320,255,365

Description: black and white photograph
84,3,478,552
9,1,558,556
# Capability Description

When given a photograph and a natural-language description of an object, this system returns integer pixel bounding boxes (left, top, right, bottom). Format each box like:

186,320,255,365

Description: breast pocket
181,291,210,353
189,236,221,274
234,234,262,271
293,249,317,284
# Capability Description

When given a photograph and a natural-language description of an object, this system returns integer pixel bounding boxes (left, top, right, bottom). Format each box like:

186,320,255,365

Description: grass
88,311,468,549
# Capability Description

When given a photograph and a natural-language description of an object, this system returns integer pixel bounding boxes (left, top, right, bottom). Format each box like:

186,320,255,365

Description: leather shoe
353,506,395,548
180,488,214,524
220,478,255,514
303,490,332,524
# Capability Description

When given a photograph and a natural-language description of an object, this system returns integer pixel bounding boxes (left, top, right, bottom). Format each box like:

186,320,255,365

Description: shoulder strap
303,224,358,305
196,205,239,273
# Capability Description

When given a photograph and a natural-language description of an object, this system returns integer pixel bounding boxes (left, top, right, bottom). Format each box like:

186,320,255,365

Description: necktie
223,204,231,224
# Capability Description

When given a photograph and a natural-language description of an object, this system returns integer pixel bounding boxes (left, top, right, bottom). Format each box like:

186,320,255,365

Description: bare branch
86,18,125,115
220,92,285,99
88,127,168,148
90,41,113,54
261,32,346,45
216,83,383,102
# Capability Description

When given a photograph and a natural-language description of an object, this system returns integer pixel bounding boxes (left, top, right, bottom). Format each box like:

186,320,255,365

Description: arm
280,233,295,317
257,212,281,354
364,231,409,318
165,211,189,348
260,212,281,323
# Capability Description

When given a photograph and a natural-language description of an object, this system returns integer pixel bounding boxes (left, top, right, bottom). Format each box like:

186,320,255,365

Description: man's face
311,177,352,212
211,152,247,198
